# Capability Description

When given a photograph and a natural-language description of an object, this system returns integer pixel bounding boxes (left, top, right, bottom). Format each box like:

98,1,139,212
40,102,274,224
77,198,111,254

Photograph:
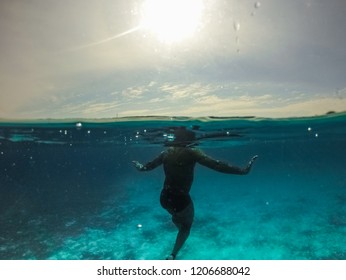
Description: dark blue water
0,113,345,260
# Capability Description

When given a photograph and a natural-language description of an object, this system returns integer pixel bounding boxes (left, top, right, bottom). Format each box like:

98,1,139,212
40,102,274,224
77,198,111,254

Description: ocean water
0,113,345,260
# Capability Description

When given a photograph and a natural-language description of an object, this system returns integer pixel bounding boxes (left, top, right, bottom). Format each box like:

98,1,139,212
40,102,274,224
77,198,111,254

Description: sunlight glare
140,0,204,43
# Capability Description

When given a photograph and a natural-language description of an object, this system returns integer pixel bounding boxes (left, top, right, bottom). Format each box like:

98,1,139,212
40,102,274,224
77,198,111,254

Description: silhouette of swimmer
133,127,258,260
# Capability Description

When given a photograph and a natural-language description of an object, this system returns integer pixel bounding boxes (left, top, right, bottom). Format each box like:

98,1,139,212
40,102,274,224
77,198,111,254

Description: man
133,127,258,259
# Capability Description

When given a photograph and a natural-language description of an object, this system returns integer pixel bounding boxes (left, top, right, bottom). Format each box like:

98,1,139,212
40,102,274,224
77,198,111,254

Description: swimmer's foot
165,253,176,260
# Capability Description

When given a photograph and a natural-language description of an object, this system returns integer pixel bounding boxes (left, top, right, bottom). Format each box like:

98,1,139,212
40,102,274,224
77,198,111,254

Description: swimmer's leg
169,201,194,259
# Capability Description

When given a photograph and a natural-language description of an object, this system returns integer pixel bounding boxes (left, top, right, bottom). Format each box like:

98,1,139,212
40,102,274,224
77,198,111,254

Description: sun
140,0,204,43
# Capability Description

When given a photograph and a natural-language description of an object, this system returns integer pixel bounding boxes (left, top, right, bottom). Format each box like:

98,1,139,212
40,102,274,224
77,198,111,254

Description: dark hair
165,127,197,147
174,127,195,142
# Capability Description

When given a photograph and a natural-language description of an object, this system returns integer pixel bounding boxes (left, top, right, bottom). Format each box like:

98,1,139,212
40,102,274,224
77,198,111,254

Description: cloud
264,97,346,118
180,95,346,118
195,95,224,105
6,77,344,120
159,82,217,100
114,80,346,118
122,86,147,99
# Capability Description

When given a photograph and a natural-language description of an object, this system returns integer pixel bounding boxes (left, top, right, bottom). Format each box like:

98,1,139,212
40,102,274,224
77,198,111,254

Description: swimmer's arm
132,152,164,171
195,150,258,175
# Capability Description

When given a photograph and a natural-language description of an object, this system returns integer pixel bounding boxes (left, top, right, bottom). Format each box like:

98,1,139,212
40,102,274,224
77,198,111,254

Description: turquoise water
0,113,345,260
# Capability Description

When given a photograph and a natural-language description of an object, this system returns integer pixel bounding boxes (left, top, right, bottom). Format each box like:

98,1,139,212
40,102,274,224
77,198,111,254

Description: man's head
166,127,196,147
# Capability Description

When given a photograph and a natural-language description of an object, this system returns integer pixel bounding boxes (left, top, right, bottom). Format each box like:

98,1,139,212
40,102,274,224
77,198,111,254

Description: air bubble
254,2,261,9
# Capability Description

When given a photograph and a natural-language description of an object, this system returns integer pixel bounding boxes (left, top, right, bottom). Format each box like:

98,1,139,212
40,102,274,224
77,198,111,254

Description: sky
0,0,346,119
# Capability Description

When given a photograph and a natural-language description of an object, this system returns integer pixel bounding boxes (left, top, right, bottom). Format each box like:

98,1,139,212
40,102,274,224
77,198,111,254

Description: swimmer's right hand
249,155,258,165
132,160,145,171
244,155,258,174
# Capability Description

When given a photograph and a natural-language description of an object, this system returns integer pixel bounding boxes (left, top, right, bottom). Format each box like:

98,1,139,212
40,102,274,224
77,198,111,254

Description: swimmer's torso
162,147,198,193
